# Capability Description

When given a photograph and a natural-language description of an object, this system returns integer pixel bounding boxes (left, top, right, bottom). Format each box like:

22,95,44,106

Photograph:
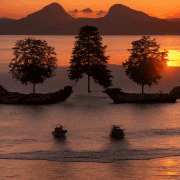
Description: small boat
110,125,125,139
52,125,67,138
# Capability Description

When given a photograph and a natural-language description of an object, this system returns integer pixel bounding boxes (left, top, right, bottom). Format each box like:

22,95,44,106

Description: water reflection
1,158,180,179
157,158,180,178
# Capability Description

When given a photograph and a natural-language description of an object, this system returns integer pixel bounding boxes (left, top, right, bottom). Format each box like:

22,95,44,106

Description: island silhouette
0,3,180,35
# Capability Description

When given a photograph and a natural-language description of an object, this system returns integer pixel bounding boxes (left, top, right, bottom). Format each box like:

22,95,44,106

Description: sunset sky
1,0,180,19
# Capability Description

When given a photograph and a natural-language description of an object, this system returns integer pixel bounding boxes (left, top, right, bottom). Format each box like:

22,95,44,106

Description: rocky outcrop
104,88,178,103
169,86,180,98
0,85,8,94
0,85,73,105
104,88,124,95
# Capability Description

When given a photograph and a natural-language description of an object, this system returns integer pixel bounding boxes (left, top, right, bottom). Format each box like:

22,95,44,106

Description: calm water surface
1,35,180,179
1,92,180,179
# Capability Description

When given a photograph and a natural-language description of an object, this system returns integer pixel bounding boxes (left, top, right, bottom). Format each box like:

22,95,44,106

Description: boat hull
110,132,125,139
52,130,67,138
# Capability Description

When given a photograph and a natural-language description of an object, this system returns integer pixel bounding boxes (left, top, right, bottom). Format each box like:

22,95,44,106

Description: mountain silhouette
95,4,180,35
105,4,156,21
0,3,180,35
0,18,15,23
0,3,73,34
26,3,73,23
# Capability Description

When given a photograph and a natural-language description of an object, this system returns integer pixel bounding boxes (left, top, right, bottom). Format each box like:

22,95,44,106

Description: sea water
1,92,180,161
1,35,180,179
1,93,180,179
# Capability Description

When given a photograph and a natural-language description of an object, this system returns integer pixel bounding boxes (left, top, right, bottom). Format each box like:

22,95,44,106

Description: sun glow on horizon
167,50,180,66
1,0,180,19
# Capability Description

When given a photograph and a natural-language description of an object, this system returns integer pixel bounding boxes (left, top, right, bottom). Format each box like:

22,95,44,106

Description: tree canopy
68,26,113,92
122,36,168,94
9,38,57,93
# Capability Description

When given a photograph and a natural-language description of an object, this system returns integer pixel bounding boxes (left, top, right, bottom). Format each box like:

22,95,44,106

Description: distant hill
96,4,180,35
25,3,73,25
0,3,180,35
0,3,74,34
105,4,157,21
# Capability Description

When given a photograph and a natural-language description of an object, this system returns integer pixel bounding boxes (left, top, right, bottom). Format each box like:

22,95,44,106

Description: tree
122,36,168,94
68,26,113,92
9,38,57,94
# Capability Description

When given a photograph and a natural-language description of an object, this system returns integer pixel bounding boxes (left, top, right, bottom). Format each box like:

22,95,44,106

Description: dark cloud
69,9,79,13
98,10,107,14
96,10,107,16
81,8,93,13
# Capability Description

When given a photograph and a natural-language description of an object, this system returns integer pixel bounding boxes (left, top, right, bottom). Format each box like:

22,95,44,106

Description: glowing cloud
96,10,107,17
81,8,93,13
69,9,79,13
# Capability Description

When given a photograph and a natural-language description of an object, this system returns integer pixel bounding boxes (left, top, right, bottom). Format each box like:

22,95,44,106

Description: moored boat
110,125,125,139
52,125,67,138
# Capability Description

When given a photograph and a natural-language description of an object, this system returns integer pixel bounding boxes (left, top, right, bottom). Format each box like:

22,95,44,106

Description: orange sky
1,0,180,19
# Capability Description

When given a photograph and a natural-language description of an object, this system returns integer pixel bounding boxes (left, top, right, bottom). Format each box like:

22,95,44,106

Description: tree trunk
142,84,144,94
33,83,36,94
88,74,90,93
87,36,91,93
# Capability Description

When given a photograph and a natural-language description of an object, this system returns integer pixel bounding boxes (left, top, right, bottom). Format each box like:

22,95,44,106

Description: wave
1,147,180,162
127,127,180,138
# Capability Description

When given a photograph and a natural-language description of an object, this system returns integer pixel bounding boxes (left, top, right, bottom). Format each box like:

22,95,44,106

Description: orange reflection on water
167,50,180,66
160,158,179,177
163,158,177,166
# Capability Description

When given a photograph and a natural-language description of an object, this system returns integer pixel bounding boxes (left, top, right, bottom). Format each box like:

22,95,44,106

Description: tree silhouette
9,38,57,94
69,26,113,92
122,36,168,94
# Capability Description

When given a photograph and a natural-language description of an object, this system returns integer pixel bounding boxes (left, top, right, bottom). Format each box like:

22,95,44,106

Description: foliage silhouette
122,36,168,94
9,38,57,94
69,26,113,92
